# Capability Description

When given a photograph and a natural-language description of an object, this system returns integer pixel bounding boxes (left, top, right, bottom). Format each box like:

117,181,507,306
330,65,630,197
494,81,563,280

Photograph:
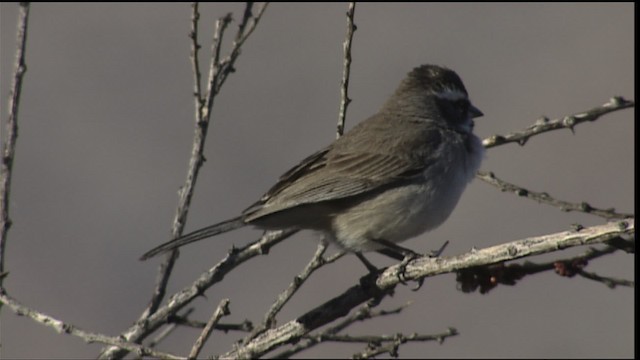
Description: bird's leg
375,239,449,260
368,238,419,287
355,252,381,274
372,238,421,262
372,239,450,291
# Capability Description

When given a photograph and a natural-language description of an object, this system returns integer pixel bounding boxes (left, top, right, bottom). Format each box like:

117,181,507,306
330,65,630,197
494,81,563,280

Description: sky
0,2,634,358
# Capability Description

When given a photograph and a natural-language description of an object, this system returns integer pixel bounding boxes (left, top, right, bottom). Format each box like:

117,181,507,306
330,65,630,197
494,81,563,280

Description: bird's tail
140,216,245,260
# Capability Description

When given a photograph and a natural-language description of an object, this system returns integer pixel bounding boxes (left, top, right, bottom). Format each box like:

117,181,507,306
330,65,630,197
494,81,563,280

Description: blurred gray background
0,3,634,358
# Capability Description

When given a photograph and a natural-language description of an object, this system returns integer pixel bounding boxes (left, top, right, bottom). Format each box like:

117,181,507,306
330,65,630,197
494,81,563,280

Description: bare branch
336,2,356,138
206,2,269,100
393,220,633,285
248,242,330,341
171,316,253,332
100,4,271,358
272,303,412,358
577,269,634,289
99,229,296,359
221,219,634,358
148,308,195,348
482,97,634,148
139,3,227,325
1,1,30,291
188,299,230,359
190,2,205,122
247,241,346,343
476,170,633,220
0,288,185,360
349,328,459,359
456,243,633,293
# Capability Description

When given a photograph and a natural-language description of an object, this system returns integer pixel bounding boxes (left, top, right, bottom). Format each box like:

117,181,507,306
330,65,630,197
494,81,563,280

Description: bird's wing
243,134,441,220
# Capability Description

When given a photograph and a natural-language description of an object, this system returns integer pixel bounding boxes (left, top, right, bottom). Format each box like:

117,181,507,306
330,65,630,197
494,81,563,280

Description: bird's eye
454,100,469,115
434,96,471,125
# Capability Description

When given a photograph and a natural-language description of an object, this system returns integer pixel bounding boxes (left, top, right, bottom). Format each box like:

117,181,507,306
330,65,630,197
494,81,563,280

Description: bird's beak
469,104,483,118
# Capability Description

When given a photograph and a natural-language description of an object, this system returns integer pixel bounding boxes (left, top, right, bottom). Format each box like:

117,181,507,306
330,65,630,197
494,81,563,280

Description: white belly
330,134,484,252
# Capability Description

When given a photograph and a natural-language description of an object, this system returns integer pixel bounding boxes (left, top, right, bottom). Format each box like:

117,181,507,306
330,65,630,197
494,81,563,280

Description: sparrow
141,64,484,270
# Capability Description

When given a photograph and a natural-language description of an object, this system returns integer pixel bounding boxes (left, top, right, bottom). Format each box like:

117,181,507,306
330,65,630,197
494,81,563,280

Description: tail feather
140,216,245,260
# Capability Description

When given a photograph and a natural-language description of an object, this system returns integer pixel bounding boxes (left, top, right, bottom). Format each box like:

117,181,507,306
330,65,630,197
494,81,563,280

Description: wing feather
243,117,444,221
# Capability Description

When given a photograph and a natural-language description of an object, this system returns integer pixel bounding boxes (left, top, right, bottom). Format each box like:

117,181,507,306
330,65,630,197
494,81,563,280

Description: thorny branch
271,302,412,358
188,299,230,359
220,219,633,359
348,329,459,359
336,2,356,138
98,228,295,359
147,308,195,348
482,96,634,148
457,241,634,294
99,3,270,359
476,171,633,220
1,1,30,293
247,242,345,342
0,288,184,360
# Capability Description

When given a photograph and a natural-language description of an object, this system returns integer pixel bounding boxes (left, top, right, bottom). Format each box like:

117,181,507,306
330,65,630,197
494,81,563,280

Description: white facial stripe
434,88,468,101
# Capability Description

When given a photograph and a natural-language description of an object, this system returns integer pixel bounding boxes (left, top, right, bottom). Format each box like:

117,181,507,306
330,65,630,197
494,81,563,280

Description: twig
100,4,270,358
271,302,411,358
249,242,329,340
190,2,205,122
206,2,269,100
139,1,218,324
147,308,195,348
188,299,230,359
221,219,634,359
482,97,634,148
476,171,633,220
247,242,345,342
336,2,356,138
349,328,458,359
169,312,253,333
204,12,233,112
1,2,30,292
456,243,634,293
577,269,634,289
324,302,410,336
0,288,184,360
99,229,296,359
235,2,254,43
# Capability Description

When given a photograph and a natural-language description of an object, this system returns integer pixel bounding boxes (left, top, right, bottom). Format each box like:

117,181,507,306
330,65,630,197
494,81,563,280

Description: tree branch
456,241,633,294
100,5,270,357
220,219,634,358
249,241,326,341
99,229,296,359
0,1,30,292
271,302,412,358
188,299,230,359
348,329,459,359
0,288,184,360
476,170,633,220
336,2,356,138
482,97,634,148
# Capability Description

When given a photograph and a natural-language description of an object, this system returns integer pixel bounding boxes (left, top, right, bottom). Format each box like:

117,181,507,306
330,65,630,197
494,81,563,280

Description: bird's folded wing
243,150,433,219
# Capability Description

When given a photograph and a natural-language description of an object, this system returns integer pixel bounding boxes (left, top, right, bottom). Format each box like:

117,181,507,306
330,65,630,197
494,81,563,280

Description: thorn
535,116,550,125
563,116,577,134
610,96,626,106
517,137,528,146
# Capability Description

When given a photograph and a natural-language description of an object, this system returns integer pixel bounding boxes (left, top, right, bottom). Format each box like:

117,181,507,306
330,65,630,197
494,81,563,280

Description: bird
141,64,484,270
